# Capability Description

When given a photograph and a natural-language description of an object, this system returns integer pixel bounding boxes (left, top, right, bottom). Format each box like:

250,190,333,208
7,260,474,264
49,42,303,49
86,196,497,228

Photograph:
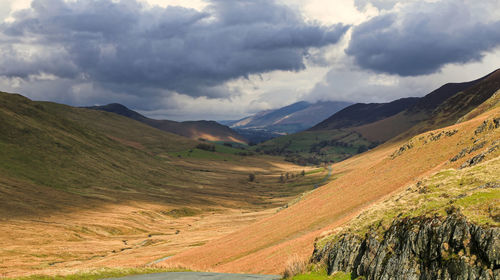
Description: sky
0,0,499,121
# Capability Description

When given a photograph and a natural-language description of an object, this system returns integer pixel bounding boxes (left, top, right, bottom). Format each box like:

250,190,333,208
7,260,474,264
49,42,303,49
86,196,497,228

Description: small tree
301,170,305,176
280,173,285,183
249,173,255,182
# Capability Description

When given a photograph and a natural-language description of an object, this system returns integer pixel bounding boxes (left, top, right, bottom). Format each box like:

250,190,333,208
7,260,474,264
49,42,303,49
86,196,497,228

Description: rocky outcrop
312,211,499,280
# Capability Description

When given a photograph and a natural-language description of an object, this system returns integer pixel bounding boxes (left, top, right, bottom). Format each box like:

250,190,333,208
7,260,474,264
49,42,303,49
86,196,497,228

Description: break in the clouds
0,0,349,99
347,0,500,76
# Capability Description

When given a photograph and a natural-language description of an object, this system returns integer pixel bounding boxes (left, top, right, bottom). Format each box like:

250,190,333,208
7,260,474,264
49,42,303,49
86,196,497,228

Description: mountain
163,72,500,275
355,69,500,142
223,101,352,143
88,103,247,144
257,69,500,165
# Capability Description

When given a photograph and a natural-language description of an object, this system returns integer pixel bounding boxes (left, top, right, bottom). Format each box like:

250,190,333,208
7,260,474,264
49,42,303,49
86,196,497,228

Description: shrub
249,173,255,182
283,254,307,279
196,143,215,152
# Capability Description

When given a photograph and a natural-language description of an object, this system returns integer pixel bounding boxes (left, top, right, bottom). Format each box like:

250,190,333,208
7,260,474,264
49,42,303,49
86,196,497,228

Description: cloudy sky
1,0,499,121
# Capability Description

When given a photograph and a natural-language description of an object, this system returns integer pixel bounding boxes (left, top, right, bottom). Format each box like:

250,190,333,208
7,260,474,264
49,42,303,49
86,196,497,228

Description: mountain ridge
87,103,247,144
256,69,500,165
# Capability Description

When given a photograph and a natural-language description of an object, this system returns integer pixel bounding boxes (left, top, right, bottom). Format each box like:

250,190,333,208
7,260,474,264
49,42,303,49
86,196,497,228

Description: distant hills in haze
88,103,247,144
220,100,352,143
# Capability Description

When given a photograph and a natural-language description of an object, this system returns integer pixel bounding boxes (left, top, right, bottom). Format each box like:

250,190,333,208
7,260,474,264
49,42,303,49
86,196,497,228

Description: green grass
171,148,234,161
170,142,254,161
305,167,325,175
0,91,201,192
255,130,374,165
8,267,190,280
210,141,249,149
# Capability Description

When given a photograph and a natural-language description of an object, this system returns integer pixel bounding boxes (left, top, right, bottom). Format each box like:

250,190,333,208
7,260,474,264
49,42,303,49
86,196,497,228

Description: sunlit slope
165,102,500,274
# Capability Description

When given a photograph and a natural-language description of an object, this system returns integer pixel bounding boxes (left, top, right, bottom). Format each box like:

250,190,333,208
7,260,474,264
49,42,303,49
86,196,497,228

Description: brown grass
283,254,307,279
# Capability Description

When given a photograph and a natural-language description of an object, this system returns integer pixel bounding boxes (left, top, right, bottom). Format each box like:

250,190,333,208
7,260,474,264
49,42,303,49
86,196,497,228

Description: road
106,272,281,280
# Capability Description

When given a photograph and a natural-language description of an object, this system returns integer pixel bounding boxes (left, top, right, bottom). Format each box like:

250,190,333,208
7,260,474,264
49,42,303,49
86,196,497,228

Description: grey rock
312,211,499,280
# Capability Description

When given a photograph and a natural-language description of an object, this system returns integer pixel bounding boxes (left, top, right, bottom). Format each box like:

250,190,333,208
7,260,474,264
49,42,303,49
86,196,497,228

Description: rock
460,154,486,169
313,211,499,280
475,118,500,135
451,148,469,162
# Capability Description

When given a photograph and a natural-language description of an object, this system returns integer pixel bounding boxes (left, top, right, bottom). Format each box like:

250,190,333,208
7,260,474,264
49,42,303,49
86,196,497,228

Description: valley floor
0,156,329,278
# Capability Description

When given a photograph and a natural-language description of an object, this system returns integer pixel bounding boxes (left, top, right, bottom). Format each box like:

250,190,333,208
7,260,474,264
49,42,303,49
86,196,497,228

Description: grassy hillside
0,91,330,277
0,91,196,193
163,96,500,274
310,97,419,131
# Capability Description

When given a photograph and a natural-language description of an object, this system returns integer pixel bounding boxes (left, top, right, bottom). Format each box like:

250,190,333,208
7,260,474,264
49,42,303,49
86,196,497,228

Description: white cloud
304,48,500,104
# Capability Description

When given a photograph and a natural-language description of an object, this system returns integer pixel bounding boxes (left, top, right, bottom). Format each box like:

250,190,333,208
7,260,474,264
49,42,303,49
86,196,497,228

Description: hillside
162,85,500,275
225,101,352,143
0,91,327,277
257,70,500,164
310,97,419,131
88,103,247,144
356,69,500,143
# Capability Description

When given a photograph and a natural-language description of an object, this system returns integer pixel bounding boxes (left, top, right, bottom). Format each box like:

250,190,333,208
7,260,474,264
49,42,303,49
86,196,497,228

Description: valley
1,1,500,279
0,92,330,278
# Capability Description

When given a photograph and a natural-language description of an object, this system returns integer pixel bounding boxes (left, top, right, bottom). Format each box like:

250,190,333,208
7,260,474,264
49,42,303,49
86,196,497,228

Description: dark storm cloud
0,0,349,98
347,0,500,76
